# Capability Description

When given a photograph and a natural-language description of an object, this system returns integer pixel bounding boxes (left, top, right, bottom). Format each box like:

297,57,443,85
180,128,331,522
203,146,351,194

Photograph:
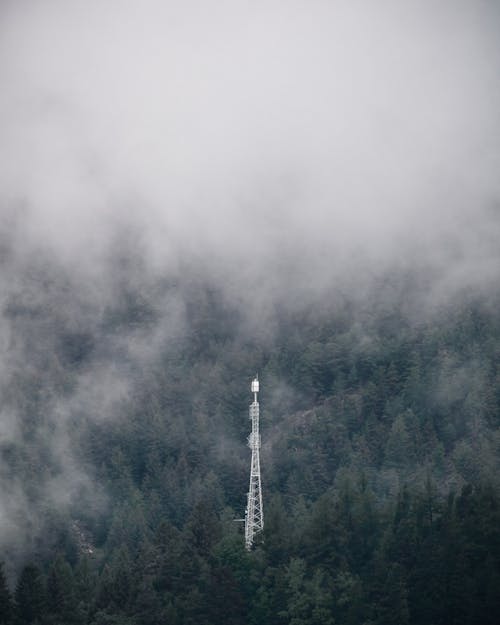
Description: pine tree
45,554,78,625
375,563,409,625
0,562,13,625
74,555,97,618
184,499,221,558
14,564,45,625
280,558,311,625
384,415,413,469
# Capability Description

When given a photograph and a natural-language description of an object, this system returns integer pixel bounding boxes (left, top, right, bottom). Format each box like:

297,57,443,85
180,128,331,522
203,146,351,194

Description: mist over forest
1,2,500,624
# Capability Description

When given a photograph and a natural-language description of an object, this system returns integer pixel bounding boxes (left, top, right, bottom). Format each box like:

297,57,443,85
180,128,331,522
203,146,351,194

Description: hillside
1,251,499,625
1,1,500,623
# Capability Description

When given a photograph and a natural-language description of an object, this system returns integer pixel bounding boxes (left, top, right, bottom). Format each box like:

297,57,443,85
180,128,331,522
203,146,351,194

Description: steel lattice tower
245,376,264,550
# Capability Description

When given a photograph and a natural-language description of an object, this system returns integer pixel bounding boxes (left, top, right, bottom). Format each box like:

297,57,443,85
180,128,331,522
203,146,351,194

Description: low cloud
0,0,498,299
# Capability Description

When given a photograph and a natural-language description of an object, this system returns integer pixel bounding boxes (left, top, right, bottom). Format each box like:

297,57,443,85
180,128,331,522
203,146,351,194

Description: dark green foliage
2,261,500,624
45,554,79,625
0,563,13,625
4,461,500,625
14,565,45,625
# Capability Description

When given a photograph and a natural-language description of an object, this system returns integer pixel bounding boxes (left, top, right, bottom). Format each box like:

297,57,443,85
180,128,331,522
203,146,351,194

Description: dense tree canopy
1,262,499,624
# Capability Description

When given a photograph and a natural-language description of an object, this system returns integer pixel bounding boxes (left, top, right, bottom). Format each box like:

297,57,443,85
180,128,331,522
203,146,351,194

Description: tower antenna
245,375,264,550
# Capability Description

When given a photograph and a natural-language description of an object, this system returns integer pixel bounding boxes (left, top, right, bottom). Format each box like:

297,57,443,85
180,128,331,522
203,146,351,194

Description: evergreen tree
184,499,221,558
0,562,13,625
280,558,311,625
45,554,78,625
375,563,410,625
74,555,98,621
384,415,413,469
14,565,45,625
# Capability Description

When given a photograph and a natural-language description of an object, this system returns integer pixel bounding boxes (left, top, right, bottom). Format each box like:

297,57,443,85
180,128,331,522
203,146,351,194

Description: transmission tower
245,375,264,550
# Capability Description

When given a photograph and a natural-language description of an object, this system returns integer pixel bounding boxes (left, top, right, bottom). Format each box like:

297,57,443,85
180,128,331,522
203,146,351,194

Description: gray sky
1,0,499,294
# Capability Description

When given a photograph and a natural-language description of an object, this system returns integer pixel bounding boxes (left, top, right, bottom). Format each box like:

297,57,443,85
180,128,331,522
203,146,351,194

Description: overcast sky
1,0,499,295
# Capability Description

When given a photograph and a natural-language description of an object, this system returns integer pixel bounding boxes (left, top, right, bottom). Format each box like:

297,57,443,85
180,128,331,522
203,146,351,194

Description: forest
2,1,500,623
0,252,499,625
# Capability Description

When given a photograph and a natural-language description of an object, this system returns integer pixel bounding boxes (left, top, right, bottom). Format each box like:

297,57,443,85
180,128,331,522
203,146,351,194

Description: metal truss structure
245,376,264,550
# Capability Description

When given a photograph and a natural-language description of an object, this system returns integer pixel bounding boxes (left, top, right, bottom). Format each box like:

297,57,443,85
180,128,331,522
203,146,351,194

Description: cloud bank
0,0,499,298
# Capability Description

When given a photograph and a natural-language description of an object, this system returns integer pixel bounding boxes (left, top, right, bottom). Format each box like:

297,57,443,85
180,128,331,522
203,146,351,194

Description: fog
1,0,499,297
1,0,500,563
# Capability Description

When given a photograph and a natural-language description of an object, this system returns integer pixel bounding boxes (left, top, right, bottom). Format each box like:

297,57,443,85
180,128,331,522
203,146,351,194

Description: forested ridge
1,260,500,625
2,0,500,622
